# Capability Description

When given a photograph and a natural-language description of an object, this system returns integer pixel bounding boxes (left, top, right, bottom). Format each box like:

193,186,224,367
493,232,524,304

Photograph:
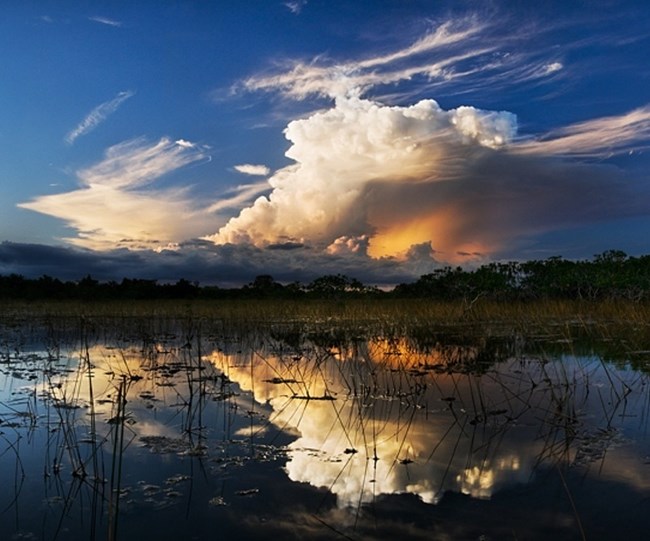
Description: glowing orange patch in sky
367,207,495,262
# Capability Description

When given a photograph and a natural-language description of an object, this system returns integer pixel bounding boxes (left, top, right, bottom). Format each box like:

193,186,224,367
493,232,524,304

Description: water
0,317,648,540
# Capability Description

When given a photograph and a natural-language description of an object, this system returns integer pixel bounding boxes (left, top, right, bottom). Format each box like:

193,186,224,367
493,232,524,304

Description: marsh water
0,311,648,540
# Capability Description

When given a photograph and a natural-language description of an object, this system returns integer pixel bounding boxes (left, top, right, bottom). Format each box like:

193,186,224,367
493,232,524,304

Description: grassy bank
2,297,648,328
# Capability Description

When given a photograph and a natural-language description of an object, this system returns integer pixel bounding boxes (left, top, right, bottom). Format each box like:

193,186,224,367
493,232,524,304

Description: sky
1,0,649,286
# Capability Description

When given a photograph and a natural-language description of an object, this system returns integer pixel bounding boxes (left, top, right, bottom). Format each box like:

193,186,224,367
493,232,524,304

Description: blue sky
1,1,649,285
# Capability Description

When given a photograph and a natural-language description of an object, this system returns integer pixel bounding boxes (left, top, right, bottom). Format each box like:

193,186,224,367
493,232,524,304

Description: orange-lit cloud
18,138,215,250
366,206,493,261
207,95,649,261
204,339,537,507
16,19,650,268
208,17,649,264
206,96,517,255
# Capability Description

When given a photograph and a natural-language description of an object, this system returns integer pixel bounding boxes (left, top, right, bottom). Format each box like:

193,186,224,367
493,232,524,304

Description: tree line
0,250,648,301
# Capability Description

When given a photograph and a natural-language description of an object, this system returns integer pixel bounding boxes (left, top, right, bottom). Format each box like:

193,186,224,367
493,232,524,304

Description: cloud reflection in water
205,334,617,507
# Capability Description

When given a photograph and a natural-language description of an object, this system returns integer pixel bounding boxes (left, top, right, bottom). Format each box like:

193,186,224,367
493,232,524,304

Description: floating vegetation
235,488,259,497
572,428,626,467
140,436,192,455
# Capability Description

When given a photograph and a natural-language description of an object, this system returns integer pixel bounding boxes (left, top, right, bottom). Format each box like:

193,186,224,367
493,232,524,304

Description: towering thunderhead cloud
207,97,650,260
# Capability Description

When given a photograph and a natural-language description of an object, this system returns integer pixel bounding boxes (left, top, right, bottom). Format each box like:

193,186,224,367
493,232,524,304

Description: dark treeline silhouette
393,250,650,301
1,250,648,301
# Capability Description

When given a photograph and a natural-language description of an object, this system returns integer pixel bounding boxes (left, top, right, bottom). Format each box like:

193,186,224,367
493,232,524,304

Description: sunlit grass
3,298,648,372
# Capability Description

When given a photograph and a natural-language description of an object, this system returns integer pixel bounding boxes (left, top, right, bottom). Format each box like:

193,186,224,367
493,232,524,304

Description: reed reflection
206,336,548,506
1,320,647,540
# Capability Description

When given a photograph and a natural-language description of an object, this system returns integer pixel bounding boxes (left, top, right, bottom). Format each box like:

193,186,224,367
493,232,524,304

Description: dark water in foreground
0,317,648,540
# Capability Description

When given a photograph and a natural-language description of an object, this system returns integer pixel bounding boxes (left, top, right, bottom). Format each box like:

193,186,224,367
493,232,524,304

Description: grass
3,296,649,321
3,298,648,351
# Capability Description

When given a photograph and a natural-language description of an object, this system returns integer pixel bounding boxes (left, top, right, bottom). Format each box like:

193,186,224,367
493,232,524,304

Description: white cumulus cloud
206,95,650,262
206,96,517,255
543,61,563,74
234,164,271,176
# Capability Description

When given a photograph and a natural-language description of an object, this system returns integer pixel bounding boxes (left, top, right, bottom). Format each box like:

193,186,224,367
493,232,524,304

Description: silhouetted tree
0,251,648,301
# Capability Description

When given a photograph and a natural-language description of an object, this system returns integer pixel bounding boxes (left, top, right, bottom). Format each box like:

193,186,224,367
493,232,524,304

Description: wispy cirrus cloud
513,106,650,158
542,62,563,75
76,136,205,189
19,138,213,251
237,16,565,102
285,1,308,15
240,18,487,100
206,181,273,214
65,90,135,145
88,16,122,27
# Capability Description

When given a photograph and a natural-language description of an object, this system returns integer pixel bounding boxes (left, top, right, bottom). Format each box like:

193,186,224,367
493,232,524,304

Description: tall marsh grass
3,298,648,340
3,296,648,319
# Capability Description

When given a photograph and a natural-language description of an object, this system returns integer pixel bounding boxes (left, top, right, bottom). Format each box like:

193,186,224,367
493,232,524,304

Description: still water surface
0,317,648,540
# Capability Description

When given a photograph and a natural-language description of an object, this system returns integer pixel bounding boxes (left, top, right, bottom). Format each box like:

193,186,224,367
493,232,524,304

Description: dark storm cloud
0,240,437,287
362,149,650,259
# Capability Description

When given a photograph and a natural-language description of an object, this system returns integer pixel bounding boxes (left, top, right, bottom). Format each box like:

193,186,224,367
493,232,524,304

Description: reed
3,297,648,322
0,296,647,540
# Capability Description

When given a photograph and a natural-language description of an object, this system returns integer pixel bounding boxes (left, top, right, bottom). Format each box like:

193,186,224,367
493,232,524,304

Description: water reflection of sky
0,326,648,540
206,337,650,507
